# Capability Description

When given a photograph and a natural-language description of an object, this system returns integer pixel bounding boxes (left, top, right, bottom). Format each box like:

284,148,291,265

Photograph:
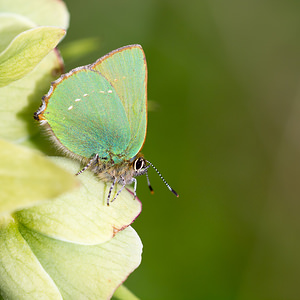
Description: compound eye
134,157,145,171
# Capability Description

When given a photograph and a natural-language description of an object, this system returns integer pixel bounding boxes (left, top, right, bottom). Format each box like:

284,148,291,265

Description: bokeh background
62,1,300,299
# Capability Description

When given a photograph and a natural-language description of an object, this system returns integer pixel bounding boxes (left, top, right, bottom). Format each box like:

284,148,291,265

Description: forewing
41,68,131,161
91,45,147,160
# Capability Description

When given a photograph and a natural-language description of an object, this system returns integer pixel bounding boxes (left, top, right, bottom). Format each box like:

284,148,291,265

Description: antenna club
172,189,179,197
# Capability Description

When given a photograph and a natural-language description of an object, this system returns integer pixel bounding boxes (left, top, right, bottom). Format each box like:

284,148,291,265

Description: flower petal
15,157,142,245
0,216,62,299
19,224,142,300
0,141,78,214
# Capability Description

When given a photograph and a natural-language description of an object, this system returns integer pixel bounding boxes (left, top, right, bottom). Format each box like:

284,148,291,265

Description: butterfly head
131,154,178,197
132,155,150,177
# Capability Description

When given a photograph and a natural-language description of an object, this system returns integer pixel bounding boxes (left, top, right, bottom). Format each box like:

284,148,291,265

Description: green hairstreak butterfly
34,44,178,204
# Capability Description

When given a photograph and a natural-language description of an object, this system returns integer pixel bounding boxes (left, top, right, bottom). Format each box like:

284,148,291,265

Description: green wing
91,44,147,160
45,68,131,162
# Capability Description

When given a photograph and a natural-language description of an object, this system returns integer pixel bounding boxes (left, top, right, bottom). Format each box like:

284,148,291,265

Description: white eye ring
134,157,144,171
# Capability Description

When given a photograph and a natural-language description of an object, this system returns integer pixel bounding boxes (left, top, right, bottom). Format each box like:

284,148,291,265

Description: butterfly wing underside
42,68,131,161
91,44,147,160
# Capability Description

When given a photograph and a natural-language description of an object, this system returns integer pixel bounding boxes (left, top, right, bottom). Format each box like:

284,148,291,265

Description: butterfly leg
111,176,126,203
76,154,99,176
132,178,137,200
107,177,117,206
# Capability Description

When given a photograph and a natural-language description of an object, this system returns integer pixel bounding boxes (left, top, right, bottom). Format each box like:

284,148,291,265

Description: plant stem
113,285,140,300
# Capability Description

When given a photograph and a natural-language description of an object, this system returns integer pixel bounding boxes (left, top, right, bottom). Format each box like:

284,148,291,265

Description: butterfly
34,44,178,205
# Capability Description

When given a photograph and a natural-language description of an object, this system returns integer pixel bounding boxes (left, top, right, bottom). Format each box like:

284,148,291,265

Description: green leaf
0,0,69,29
0,140,78,215
19,224,142,300
0,13,35,53
0,26,66,87
15,157,142,245
0,216,63,299
0,49,63,143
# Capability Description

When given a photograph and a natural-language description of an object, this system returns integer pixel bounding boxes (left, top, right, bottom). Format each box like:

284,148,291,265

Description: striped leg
76,154,99,176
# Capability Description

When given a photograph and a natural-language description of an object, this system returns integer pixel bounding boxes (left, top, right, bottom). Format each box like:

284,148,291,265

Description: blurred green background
62,1,300,299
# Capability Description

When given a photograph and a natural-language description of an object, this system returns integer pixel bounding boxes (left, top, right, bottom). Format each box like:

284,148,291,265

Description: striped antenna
146,160,179,197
